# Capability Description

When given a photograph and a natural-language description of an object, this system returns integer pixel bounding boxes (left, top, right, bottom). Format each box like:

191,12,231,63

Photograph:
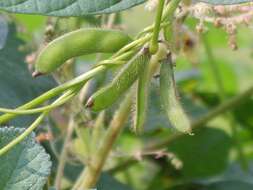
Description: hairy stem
163,0,181,44
0,90,76,156
150,0,166,54
91,111,105,153
0,66,105,124
0,0,182,125
77,91,133,189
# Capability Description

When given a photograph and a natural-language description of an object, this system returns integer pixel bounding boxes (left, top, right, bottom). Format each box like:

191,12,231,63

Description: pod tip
32,71,43,78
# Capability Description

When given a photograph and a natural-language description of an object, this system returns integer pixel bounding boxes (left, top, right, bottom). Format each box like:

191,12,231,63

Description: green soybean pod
86,48,150,112
134,60,150,133
160,54,192,134
34,28,132,76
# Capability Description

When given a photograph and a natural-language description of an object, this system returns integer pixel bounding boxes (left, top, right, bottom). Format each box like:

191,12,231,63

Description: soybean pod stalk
149,0,165,54
0,89,78,156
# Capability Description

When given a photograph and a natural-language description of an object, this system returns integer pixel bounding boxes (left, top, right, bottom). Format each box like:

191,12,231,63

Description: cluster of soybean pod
0,0,191,156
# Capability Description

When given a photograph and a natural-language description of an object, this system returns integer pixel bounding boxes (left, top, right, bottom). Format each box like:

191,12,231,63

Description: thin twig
54,116,75,189
75,91,133,189
202,34,248,170
109,84,253,173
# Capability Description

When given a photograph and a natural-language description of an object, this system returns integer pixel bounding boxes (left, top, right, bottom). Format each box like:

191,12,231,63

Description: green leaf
168,127,232,179
233,99,253,131
197,59,237,95
0,127,51,190
0,15,8,49
168,181,253,190
0,0,146,17
198,0,252,5
0,23,56,127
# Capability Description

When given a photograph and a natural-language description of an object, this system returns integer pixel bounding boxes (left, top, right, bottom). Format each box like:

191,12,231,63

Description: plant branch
109,84,253,173
54,116,75,190
163,0,181,44
0,66,106,124
150,0,166,54
0,93,75,115
0,0,182,125
76,91,133,189
0,89,76,156
202,34,248,170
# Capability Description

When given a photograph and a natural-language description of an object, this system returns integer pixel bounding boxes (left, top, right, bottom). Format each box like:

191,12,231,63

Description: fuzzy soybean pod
34,28,132,76
86,48,150,112
134,60,150,133
160,54,192,134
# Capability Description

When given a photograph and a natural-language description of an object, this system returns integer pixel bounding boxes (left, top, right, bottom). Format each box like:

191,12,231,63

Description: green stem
0,66,106,124
149,0,165,54
0,113,46,157
0,92,75,115
202,34,248,170
76,44,167,187
191,86,253,128
0,0,181,125
137,22,170,38
0,89,76,156
95,50,137,68
54,116,75,190
115,0,181,57
91,111,105,154
0,43,142,124
163,0,181,43
202,35,225,99
77,91,133,189
162,0,181,23
137,0,181,39
113,34,152,58
74,126,92,164
72,170,86,190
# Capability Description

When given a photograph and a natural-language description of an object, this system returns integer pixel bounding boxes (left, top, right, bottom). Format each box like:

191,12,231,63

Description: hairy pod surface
160,55,191,134
35,28,132,75
86,48,150,112
134,59,150,133
134,43,167,133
